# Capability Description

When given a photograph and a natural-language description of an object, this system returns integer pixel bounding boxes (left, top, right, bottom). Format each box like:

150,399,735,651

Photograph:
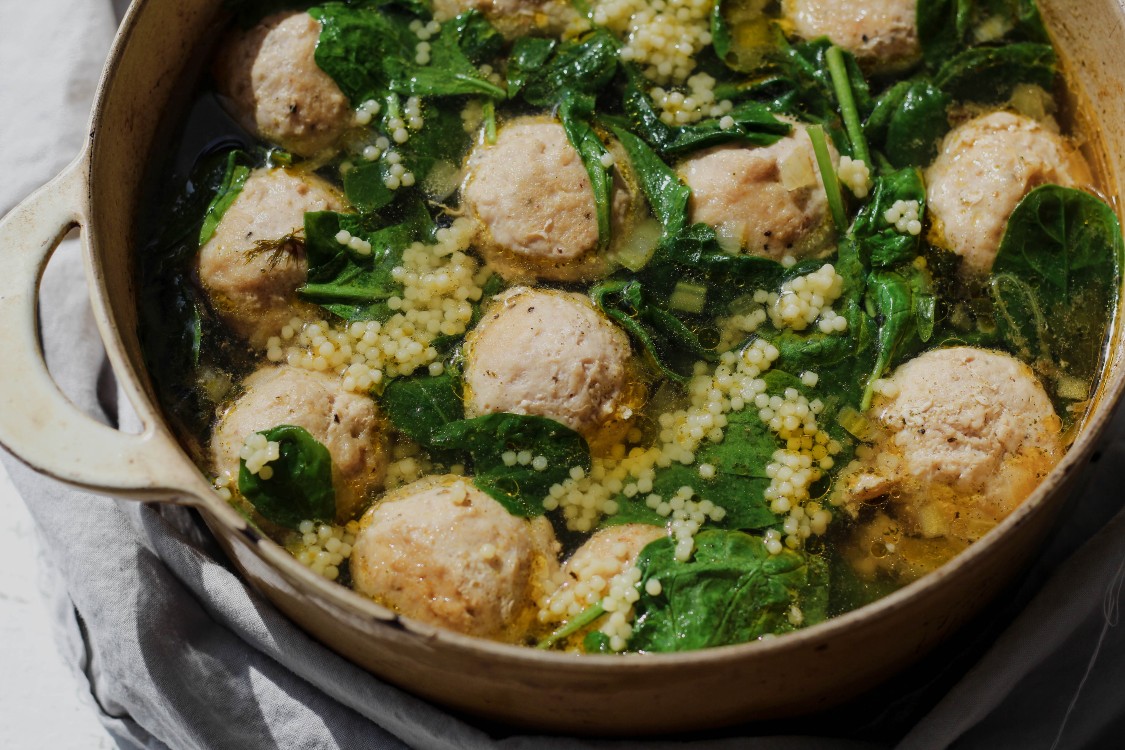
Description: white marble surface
0,465,113,748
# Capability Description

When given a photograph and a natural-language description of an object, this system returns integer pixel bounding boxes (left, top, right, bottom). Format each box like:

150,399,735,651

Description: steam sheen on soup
136,0,1123,652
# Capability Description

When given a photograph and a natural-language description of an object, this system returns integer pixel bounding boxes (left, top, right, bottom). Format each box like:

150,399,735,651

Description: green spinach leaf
622,66,791,156
506,37,557,99
430,414,591,516
239,425,336,529
628,530,828,651
917,0,1048,65
559,92,613,250
851,168,927,268
385,11,507,98
299,199,433,320
933,42,1056,104
519,28,620,107
198,150,253,245
602,463,777,532
866,80,950,169
607,124,690,237
862,265,936,409
591,280,715,382
990,185,1123,398
310,3,417,105
381,373,465,444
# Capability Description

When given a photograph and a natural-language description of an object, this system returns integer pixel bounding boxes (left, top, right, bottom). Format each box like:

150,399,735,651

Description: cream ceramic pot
0,0,1123,735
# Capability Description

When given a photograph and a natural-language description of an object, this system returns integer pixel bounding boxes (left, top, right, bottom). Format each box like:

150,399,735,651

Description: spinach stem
826,46,871,167
536,602,606,650
482,99,497,145
385,92,401,122
298,284,390,303
808,124,847,233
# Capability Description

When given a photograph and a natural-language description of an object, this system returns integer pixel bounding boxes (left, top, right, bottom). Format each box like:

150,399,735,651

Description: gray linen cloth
2,2,1124,748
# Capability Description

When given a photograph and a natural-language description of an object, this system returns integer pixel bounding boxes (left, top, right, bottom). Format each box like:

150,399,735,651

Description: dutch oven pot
1,0,1124,735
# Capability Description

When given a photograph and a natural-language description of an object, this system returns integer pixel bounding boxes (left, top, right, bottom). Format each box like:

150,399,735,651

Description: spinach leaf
752,38,871,131
392,95,473,184
430,414,591,516
299,199,433,320
917,0,974,65
381,373,465,444
605,372,803,532
866,80,950,169
342,95,470,207
560,92,613,250
607,124,690,237
628,530,829,652
990,186,1123,397
447,9,505,64
519,29,620,107
917,0,1048,65
198,150,253,245
342,161,397,214
766,238,874,409
385,11,507,98
862,265,936,409
603,463,777,532
851,168,927,268
506,37,557,99
639,224,789,311
697,369,803,480
622,66,791,157
933,42,1056,103
239,425,336,529
591,280,715,382
310,3,417,105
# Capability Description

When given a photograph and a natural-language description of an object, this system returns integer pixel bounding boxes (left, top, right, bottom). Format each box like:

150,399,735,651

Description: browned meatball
196,167,346,348
212,365,389,523
783,0,921,73
350,475,560,641
462,117,638,283
839,347,1063,543
925,111,1093,276
677,121,837,261
214,11,352,157
462,287,643,450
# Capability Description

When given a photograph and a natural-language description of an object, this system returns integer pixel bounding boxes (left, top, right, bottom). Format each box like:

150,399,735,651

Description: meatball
462,287,643,451
677,122,837,261
782,0,921,73
462,117,638,283
537,525,665,640
212,365,389,523
925,111,1093,277
839,347,1063,543
197,167,347,348
562,524,665,584
214,11,352,157
431,0,578,39
350,475,560,641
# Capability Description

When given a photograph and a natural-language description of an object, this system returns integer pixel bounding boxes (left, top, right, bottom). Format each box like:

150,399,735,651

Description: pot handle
0,158,205,502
